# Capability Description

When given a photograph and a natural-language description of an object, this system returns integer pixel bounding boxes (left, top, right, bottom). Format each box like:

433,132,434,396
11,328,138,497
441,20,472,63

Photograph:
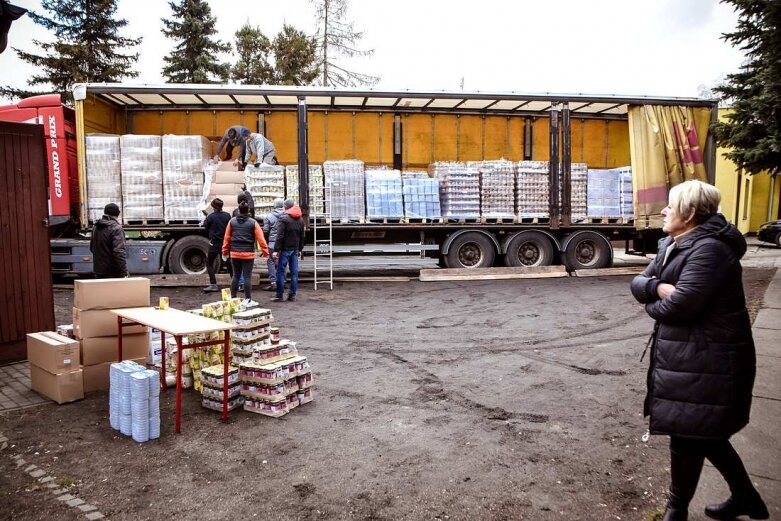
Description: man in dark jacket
203,198,232,293
630,180,767,521
261,198,285,291
90,203,128,278
213,125,251,169
271,199,305,302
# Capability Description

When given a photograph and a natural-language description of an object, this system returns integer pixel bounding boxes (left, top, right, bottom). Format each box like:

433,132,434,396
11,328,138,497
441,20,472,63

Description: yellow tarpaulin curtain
628,105,710,229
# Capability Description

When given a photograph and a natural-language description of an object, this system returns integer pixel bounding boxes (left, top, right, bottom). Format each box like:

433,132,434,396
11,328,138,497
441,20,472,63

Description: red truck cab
0,94,78,226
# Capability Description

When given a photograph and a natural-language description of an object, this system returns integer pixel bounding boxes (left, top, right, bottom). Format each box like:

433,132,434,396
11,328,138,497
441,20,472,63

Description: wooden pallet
326,217,365,224
165,219,202,225
517,217,550,224
403,217,444,224
481,216,516,224
124,219,164,226
366,217,403,224
444,217,481,224
584,217,632,225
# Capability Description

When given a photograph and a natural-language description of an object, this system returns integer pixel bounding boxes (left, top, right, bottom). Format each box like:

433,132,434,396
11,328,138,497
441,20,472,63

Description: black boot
704,490,769,520
662,505,688,521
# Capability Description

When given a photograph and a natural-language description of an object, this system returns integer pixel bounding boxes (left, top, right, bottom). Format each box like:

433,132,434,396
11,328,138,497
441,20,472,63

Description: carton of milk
148,328,162,365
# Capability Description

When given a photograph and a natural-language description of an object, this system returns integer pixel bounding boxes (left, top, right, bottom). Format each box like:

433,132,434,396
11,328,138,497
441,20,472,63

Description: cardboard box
83,357,146,393
74,277,150,311
209,183,244,196
214,170,245,184
26,332,80,374
73,307,146,339
80,332,150,365
217,161,237,172
30,365,84,404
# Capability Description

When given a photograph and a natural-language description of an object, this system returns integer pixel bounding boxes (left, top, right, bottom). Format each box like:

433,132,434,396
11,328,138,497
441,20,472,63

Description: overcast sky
0,0,745,99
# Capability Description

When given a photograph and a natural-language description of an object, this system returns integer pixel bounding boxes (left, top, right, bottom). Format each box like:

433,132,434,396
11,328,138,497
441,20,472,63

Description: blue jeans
275,250,298,298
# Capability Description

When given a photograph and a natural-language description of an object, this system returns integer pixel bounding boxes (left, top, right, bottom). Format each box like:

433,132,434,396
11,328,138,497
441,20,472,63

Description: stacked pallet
365,169,403,219
516,161,550,218
616,166,634,219
120,135,163,223
324,160,365,221
284,165,325,214
431,162,480,220
162,135,210,222
85,135,122,222
245,163,285,215
402,171,440,220
469,160,515,219
569,163,588,221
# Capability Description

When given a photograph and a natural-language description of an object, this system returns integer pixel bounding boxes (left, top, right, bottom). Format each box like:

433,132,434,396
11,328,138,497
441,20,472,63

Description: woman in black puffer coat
630,180,767,521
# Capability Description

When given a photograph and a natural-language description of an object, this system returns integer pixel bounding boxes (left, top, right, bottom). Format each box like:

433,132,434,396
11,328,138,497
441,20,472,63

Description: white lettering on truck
48,115,62,198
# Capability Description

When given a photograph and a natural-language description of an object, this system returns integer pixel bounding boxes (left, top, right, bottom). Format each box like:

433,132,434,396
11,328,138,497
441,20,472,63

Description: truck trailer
0,84,718,275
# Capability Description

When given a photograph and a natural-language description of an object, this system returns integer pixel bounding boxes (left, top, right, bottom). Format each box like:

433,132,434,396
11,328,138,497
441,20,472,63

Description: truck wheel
775,231,781,248
563,231,612,271
504,231,555,267
444,232,495,269
168,236,210,275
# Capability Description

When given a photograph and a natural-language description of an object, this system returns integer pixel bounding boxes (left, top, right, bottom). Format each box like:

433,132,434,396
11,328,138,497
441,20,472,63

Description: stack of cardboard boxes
208,161,245,214
27,332,84,404
73,278,151,392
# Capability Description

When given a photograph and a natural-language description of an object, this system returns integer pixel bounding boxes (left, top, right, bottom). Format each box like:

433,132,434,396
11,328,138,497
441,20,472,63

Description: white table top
112,307,235,336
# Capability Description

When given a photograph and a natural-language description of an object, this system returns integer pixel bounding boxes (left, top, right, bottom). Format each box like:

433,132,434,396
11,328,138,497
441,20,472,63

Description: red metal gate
0,121,54,364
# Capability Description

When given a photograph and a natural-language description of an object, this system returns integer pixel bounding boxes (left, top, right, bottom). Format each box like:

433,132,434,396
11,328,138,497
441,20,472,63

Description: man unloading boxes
213,125,251,169
242,128,277,166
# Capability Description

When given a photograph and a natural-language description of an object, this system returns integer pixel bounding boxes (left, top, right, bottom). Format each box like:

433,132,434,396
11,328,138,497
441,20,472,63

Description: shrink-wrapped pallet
431,162,480,220
120,135,163,223
516,161,550,218
324,160,365,220
586,169,621,218
85,135,121,222
285,165,325,214
365,169,403,219
469,160,515,219
245,163,285,215
162,135,210,222
402,173,440,219
570,163,588,221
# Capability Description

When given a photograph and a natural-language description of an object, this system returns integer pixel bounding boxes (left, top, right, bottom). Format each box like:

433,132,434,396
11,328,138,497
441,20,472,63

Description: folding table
112,307,235,433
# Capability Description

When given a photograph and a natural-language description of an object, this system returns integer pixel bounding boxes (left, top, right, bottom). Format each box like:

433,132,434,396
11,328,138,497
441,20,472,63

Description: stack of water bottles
109,360,161,442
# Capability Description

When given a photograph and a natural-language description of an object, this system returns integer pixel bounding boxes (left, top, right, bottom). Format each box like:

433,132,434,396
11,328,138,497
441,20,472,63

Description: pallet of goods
85,134,122,222
516,161,550,218
120,135,164,223
365,169,404,220
284,165,325,214
402,171,441,220
324,160,365,221
162,135,210,222
199,364,243,412
569,163,588,221
245,163,285,215
431,162,480,220
469,160,515,220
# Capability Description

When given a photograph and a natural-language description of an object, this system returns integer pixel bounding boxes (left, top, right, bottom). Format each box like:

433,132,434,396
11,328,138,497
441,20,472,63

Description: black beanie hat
104,203,120,217
211,198,224,209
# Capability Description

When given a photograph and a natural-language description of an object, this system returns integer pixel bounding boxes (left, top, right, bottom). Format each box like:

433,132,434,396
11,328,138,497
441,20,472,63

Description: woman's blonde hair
668,180,721,224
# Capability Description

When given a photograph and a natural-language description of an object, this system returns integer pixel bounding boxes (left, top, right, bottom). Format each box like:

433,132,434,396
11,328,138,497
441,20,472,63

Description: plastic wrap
431,162,480,219
516,161,550,218
587,169,621,218
285,165,325,214
616,167,634,219
85,135,122,222
570,163,588,221
402,173,440,219
120,135,163,222
324,160,365,220
469,160,515,219
365,169,403,219
245,163,285,215
162,135,210,222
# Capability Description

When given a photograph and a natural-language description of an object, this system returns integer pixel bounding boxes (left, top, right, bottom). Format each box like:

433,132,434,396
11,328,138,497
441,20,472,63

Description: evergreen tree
311,0,379,87
161,0,230,83
1,0,140,102
230,23,274,85
273,25,320,86
713,0,781,176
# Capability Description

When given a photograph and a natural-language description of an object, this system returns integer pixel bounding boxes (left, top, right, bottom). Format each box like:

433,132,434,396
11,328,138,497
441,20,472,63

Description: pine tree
311,0,379,87
161,0,230,83
230,23,274,85
713,0,781,176
1,0,140,102
273,25,320,86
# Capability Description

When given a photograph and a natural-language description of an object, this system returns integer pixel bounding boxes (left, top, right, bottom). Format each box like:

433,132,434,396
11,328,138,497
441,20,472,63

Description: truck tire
444,232,496,269
167,235,211,275
775,231,781,248
562,231,612,271
504,231,555,267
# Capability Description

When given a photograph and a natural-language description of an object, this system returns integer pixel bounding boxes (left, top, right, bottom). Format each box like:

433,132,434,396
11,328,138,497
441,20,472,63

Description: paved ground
0,363,48,413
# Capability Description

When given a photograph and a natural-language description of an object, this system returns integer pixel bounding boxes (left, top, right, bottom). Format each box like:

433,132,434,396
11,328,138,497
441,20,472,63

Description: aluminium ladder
312,183,333,290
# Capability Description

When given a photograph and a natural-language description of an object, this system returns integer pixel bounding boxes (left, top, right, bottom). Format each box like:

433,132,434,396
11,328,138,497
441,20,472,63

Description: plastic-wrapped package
285,165,325,214
570,163,588,221
402,172,440,219
120,135,163,222
468,160,515,219
587,169,622,218
85,135,121,222
162,135,210,222
516,161,550,218
431,162,480,219
615,167,634,219
324,160,365,220
245,163,284,216
365,169,403,219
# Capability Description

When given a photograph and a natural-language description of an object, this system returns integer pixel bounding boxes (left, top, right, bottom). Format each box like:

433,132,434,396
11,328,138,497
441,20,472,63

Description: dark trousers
668,435,755,508
231,258,254,299
206,249,231,284
223,142,247,168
